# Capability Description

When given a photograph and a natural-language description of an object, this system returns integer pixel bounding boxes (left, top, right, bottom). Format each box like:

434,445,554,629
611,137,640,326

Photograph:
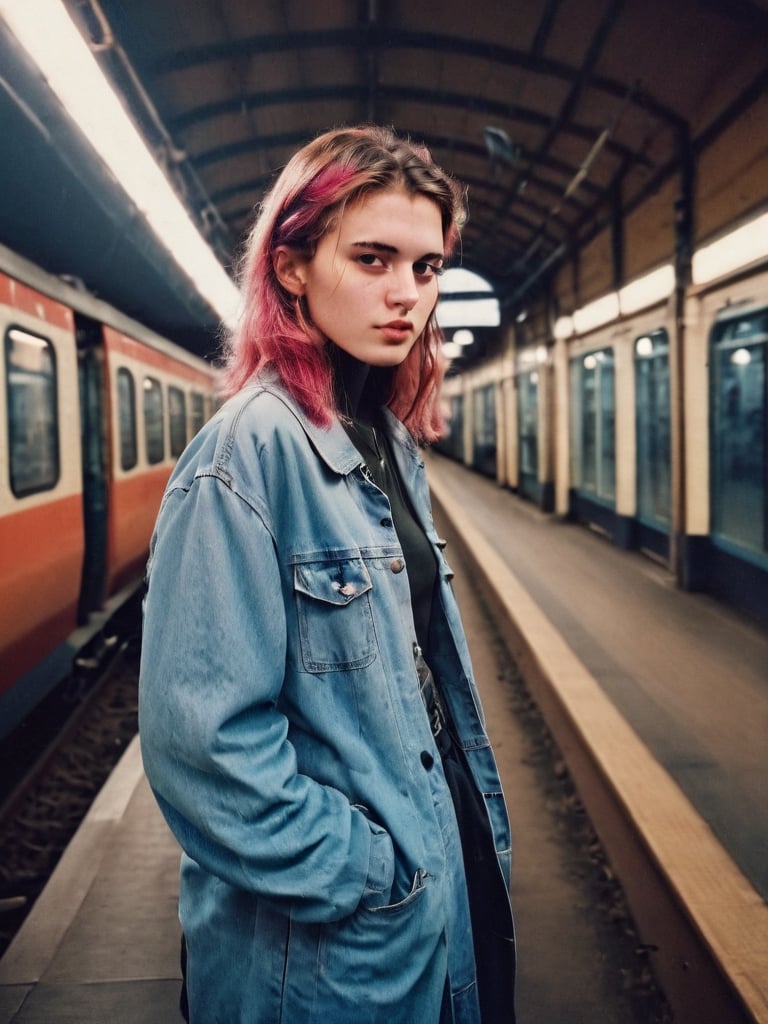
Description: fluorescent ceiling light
692,211,768,286
453,329,475,347
442,341,463,360
553,316,573,339
619,264,674,315
573,292,619,334
0,0,240,325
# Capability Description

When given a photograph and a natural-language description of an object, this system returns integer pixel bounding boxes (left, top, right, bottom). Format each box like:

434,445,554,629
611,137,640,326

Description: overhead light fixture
553,316,573,339
730,347,752,366
573,293,620,334
619,264,674,315
692,210,768,286
0,0,240,325
453,329,475,347
483,126,520,166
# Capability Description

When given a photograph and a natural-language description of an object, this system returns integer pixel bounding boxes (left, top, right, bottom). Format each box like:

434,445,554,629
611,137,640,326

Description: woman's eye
357,253,384,268
414,261,444,278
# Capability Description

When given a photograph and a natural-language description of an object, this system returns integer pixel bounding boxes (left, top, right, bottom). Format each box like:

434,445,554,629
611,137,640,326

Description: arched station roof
0,0,766,355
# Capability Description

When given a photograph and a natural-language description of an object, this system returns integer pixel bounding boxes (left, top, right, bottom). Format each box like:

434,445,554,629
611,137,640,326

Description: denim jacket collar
252,374,421,478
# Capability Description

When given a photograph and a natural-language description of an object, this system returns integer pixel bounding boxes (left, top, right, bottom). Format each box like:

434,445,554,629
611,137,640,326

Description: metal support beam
671,125,695,585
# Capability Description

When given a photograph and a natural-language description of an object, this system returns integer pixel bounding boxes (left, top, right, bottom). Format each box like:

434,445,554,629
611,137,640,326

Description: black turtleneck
330,346,438,653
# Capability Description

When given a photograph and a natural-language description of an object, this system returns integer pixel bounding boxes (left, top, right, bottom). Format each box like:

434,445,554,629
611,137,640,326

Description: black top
330,347,438,652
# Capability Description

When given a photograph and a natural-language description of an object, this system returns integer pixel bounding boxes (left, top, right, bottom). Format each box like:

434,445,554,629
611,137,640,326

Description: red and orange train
0,244,218,739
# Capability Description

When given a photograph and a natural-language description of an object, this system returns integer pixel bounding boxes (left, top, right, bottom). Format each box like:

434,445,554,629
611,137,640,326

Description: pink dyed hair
220,125,467,442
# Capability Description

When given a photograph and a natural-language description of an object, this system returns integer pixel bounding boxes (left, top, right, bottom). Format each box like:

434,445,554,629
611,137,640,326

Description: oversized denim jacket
139,378,513,1024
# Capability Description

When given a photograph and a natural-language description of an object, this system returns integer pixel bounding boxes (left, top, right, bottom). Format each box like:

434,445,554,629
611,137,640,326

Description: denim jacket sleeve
138,470,394,923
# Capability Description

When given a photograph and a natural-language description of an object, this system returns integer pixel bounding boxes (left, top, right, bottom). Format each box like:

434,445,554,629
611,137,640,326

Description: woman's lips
378,320,413,342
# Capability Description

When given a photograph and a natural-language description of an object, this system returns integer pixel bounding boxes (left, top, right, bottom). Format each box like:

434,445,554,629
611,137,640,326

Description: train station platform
0,452,766,1023
428,454,768,899
426,453,768,1023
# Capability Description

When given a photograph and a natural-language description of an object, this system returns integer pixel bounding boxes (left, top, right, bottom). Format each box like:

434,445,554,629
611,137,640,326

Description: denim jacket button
380,516,393,527
390,558,405,573
420,751,434,770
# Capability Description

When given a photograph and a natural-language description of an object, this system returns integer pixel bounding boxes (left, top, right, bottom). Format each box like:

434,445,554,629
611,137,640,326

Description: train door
569,348,617,534
634,329,671,557
440,392,464,461
517,369,539,502
710,306,767,560
472,382,497,478
76,314,109,619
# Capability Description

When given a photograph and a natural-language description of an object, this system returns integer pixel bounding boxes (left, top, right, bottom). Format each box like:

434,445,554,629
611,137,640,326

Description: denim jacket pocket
293,555,377,672
359,821,395,911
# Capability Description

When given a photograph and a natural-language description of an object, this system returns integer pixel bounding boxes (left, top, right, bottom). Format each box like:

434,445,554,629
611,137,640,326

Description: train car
558,293,677,557
682,262,768,622
438,217,768,630
0,244,218,739
551,248,767,630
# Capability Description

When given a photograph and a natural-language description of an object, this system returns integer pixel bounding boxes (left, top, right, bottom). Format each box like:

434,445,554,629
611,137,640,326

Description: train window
190,391,206,437
711,308,767,556
169,386,187,457
570,348,616,502
5,327,60,497
143,376,165,464
117,367,138,471
635,330,671,529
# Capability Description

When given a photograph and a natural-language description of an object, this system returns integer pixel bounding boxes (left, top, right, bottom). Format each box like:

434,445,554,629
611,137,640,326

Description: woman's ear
273,247,308,296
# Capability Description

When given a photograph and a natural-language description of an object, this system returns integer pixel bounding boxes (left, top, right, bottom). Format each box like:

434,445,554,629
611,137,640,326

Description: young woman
139,125,516,1024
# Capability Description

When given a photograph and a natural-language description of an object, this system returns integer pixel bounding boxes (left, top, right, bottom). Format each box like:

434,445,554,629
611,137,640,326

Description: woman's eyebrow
351,240,398,254
351,241,444,260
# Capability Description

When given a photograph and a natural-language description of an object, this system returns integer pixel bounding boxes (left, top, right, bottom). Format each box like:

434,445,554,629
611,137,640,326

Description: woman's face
291,188,445,366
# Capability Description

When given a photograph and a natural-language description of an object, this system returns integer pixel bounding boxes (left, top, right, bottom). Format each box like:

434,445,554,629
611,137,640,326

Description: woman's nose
387,268,419,311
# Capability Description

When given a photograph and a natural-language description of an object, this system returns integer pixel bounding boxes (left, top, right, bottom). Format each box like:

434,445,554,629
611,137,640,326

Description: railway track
0,597,142,958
